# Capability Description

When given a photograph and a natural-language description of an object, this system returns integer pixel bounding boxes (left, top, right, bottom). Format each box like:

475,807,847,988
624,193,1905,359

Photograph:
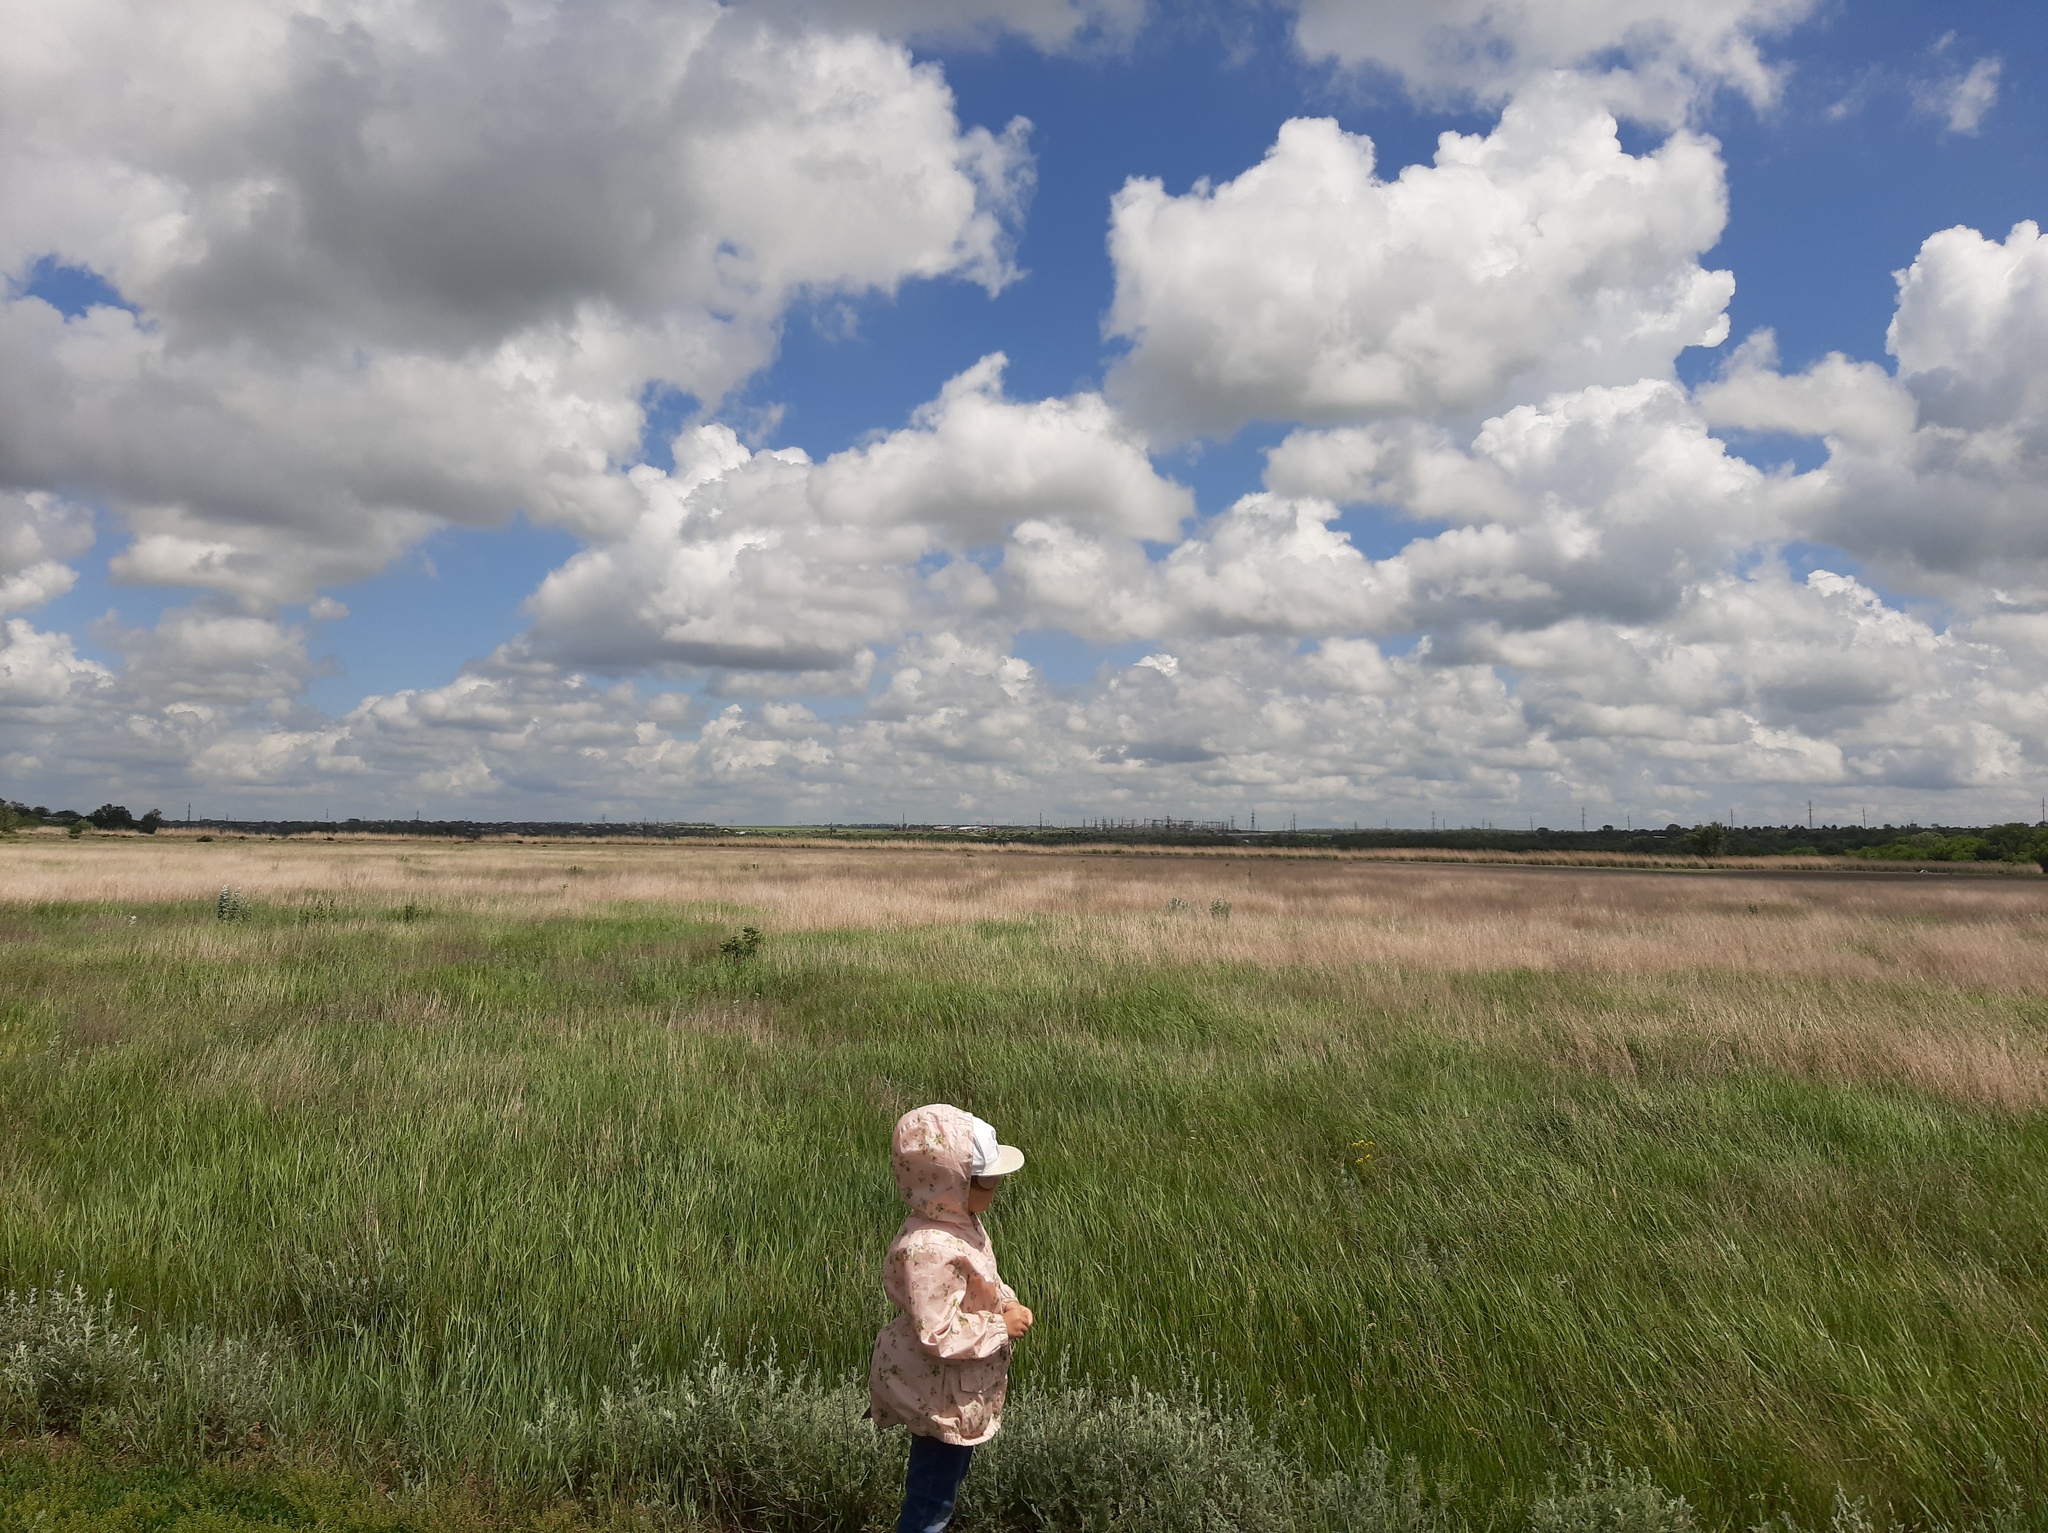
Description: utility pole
1808,800,1814,829
1580,806,1586,832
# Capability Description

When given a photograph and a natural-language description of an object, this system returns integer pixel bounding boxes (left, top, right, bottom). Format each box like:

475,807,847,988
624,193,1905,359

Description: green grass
0,1443,668,1533
1,892,2045,1528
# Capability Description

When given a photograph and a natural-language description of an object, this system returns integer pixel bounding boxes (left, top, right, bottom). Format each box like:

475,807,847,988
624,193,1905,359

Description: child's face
966,1176,1001,1214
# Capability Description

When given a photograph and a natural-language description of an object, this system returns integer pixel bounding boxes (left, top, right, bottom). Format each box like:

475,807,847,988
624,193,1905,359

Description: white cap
967,1114,1026,1179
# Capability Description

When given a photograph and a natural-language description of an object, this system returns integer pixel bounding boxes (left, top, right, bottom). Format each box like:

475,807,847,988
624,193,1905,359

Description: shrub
719,926,763,963
965,1373,1444,1533
1526,1457,1699,1533
1209,899,1231,919
217,886,252,922
87,804,136,831
0,1283,153,1435
518,1354,898,1529
515,1356,1454,1533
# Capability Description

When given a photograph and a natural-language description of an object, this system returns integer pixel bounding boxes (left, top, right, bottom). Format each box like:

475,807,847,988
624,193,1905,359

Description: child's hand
1003,1303,1034,1339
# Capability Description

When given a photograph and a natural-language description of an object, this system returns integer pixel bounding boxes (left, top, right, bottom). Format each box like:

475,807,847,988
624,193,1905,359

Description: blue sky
3,1,2047,825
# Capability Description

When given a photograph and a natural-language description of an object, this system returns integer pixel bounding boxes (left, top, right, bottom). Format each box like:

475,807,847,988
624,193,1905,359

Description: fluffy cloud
35,555,2034,825
746,0,1145,51
0,619,109,710
0,0,1031,602
1287,0,1817,115
0,492,93,615
1266,378,1822,631
1104,81,1732,439
522,356,1191,676
1005,373,1821,655
1700,221,2048,595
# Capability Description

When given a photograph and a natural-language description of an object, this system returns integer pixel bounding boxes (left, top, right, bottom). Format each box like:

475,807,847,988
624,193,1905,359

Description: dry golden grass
6,827,2044,971
9,828,2048,1107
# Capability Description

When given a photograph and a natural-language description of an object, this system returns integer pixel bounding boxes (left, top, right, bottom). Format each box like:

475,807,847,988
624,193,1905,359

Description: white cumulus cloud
1700,221,2048,595
1287,0,1818,116
0,0,1032,604
522,356,1192,676
745,0,1146,51
1104,80,1732,440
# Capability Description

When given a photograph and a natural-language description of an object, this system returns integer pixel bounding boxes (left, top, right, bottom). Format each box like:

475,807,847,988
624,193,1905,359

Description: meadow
2,832,2046,1531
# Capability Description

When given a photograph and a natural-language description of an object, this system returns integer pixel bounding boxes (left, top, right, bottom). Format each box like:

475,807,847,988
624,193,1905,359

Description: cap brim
986,1144,1026,1178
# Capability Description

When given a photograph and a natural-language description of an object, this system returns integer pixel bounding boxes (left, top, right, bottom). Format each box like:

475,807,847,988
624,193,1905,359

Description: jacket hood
892,1104,978,1225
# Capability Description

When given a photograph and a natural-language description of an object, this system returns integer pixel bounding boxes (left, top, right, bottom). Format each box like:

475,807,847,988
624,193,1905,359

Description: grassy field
2,833,2046,1530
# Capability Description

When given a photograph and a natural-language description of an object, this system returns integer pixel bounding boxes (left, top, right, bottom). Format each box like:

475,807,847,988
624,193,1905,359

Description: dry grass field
15,830,2048,1106
3,830,2045,1529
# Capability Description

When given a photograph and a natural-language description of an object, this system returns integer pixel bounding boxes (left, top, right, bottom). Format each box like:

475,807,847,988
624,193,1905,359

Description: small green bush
1526,1457,1699,1533
216,886,251,922
719,926,763,963
0,1284,153,1435
514,1355,1455,1533
518,1354,899,1528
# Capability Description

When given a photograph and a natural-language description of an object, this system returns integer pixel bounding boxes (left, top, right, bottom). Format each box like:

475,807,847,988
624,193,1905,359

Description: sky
3,1,2047,829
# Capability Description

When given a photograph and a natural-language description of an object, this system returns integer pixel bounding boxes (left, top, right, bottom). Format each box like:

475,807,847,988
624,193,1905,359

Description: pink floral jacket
868,1104,1017,1445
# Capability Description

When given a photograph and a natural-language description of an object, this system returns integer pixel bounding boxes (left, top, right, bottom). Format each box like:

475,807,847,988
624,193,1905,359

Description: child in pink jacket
869,1104,1034,1533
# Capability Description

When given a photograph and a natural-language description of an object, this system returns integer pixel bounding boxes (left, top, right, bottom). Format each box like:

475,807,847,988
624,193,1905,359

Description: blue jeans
896,1433,974,1533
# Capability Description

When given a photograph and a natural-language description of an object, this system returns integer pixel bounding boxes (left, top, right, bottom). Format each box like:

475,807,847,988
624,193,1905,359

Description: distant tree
138,809,165,835
1684,822,1728,856
87,804,135,830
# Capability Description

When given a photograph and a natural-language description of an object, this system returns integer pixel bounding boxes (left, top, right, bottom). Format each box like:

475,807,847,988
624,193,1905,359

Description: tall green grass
1,893,2044,1528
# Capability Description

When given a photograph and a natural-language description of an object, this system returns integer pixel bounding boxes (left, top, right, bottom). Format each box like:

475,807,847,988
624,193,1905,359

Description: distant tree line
5,800,2048,866
1,800,165,833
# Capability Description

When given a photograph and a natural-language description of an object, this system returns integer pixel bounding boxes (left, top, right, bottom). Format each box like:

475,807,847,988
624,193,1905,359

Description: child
869,1104,1034,1533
